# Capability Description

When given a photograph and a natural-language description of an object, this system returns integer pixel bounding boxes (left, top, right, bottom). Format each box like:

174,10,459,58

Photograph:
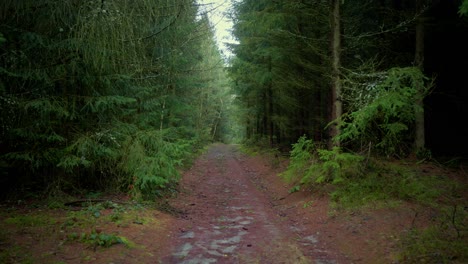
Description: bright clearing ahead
197,0,237,60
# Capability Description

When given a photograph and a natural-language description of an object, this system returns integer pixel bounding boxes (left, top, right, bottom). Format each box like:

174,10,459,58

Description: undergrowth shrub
282,136,458,209
280,136,315,183
120,129,192,200
81,231,131,248
338,67,430,157
304,147,365,185
281,136,364,190
331,161,449,209
283,138,467,262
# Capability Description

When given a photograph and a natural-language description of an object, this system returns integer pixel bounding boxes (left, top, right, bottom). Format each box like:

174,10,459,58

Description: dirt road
1,143,425,263
159,144,341,263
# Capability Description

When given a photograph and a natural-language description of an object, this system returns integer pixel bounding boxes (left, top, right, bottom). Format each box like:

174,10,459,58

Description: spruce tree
0,0,230,198
229,0,330,146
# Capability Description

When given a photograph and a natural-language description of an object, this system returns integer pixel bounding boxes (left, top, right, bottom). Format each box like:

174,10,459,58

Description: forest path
159,143,340,264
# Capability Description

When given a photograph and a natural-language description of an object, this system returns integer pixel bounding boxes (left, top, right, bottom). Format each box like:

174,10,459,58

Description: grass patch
281,136,462,210
0,245,33,264
282,136,468,262
4,213,52,228
330,161,455,210
398,204,467,263
239,142,282,168
399,221,467,263
61,200,158,229
78,231,134,248
60,202,158,249
0,199,167,262
239,144,260,156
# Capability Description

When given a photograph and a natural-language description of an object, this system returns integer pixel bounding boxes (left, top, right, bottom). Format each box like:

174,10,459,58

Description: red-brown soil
159,143,344,263
0,143,458,263
157,143,435,263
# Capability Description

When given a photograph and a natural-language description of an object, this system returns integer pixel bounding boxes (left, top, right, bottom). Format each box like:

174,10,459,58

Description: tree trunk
414,0,425,152
330,0,342,148
211,99,224,141
268,56,274,146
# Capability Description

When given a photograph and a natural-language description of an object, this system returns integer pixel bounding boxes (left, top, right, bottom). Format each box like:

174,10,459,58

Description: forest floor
0,143,466,263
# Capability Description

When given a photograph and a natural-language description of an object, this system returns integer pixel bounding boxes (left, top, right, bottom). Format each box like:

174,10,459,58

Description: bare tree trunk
414,0,425,152
211,99,224,141
268,56,274,146
330,0,342,148
160,99,166,132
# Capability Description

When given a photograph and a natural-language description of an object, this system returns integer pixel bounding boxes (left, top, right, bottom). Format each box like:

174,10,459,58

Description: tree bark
330,0,342,148
414,0,425,152
268,56,274,146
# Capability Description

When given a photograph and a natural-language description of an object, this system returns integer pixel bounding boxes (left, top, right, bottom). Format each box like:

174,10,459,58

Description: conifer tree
229,0,330,146
0,0,230,198
330,0,342,147
228,0,435,156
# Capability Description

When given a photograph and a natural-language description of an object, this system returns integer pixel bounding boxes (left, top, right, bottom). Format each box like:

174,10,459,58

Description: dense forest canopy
228,0,468,157
0,0,233,198
1,0,467,199
1,2,467,263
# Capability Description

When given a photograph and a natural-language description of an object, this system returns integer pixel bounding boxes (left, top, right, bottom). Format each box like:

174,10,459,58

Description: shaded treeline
0,0,231,198
228,0,468,157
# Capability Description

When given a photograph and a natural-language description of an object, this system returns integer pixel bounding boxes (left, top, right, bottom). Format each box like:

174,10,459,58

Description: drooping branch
343,5,430,41
123,6,183,42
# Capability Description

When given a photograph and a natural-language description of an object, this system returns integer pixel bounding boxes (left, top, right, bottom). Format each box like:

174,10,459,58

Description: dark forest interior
0,0,467,196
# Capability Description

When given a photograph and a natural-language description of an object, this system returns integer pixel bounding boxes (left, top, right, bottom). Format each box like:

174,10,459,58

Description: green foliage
338,67,429,156
0,0,231,199
399,206,468,263
281,136,364,186
229,0,330,145
330,161,450,209
280,136,315,183
61,201,129,230
0,245,33,264
282,137,459,210
4,214,50,228
289,185,301,193
459,0,468,16
120,129,191,199
81,231,131,248
57,132,119,172
305,148,365,184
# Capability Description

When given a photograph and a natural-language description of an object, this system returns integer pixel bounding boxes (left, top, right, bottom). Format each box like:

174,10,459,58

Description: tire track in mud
160,144,337,264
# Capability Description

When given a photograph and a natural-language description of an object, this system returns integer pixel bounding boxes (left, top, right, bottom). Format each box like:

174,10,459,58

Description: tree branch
123,7,183,42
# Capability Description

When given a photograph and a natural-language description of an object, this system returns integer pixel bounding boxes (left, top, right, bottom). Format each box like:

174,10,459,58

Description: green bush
282,136,459,209
330,162,449,209
338,67,430,157
280,136,315,183
120,129,191,199
281,136,364,187
302,147,364,185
